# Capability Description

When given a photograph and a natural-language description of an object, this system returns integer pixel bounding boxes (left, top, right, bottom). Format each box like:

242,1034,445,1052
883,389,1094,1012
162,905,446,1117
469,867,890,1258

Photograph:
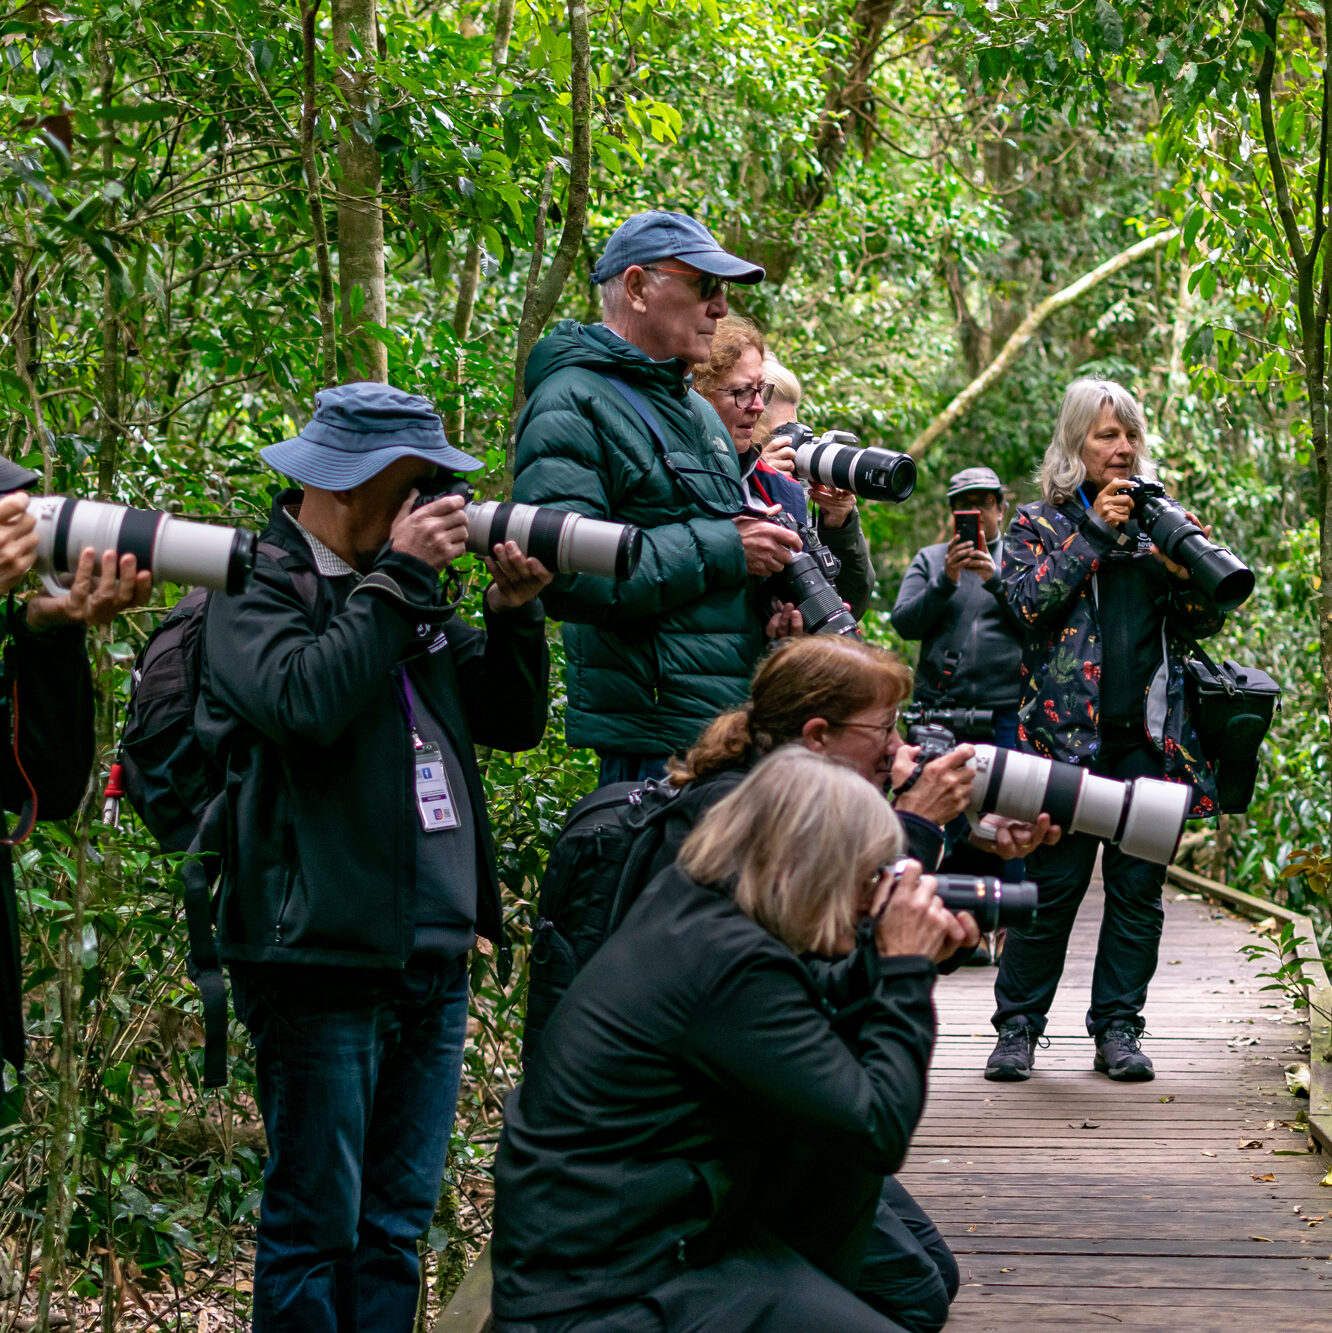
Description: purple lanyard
392,668,420,740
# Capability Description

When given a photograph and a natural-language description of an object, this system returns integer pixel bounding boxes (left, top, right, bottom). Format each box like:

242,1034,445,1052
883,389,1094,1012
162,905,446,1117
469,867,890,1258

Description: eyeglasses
835,718,899,743
642,265,729,302
717,381,775,409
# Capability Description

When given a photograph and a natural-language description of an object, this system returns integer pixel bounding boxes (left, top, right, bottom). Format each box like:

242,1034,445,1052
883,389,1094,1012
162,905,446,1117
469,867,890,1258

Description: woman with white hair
985,377,1224,1085
490,747,970,1333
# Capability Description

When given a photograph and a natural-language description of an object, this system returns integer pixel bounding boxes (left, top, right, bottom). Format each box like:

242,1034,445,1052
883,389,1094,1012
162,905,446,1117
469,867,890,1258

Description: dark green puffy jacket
513,321,764,755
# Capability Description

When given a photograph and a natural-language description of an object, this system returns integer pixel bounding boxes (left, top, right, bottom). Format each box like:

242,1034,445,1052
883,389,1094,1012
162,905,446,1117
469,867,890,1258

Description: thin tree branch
1257,3,1309,269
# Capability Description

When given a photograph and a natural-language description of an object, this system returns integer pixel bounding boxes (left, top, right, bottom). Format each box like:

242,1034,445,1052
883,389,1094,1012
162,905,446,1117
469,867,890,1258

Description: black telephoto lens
933,875,1039,932
777,552,861,637
1129,477,1255,611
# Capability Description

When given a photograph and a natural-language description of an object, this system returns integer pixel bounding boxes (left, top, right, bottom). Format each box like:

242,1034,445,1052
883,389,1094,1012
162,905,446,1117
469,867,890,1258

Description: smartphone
953,510,981,547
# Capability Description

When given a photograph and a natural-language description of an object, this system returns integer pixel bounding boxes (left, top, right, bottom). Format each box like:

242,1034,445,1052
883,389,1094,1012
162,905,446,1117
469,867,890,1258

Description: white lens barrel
153,516,246,590
1071,773,1128,842
1117,778,1190,864
465,501,635,578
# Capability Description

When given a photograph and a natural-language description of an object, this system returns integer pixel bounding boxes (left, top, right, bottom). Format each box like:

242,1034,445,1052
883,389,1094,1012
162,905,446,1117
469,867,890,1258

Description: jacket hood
523,320,691,398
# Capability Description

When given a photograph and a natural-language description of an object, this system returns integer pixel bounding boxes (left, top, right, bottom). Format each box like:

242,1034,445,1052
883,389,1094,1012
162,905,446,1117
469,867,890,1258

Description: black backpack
115,543,318,851
522,779,680,1066
110,543,318,1087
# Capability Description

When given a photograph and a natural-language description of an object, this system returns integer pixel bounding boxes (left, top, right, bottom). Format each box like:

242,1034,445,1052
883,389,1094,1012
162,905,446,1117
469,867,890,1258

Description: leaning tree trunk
333,0,387,383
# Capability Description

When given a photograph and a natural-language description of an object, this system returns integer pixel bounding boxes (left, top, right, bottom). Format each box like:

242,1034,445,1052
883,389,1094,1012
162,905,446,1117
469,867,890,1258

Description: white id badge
413,742,460,831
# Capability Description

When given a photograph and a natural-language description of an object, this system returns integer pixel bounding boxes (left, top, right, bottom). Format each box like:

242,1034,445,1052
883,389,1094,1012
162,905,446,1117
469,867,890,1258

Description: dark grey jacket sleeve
891,546,954,640
819,507,876,619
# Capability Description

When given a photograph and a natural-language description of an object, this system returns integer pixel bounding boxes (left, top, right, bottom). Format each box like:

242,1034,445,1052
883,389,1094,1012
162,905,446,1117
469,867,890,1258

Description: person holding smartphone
891,467,1025,750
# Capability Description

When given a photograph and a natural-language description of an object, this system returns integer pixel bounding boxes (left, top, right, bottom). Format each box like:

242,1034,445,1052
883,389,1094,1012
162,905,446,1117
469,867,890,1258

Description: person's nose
708,289,728,319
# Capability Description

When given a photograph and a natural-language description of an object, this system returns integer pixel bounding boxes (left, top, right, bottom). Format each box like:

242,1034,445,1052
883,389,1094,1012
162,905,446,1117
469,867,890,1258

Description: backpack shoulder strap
255,540,320,613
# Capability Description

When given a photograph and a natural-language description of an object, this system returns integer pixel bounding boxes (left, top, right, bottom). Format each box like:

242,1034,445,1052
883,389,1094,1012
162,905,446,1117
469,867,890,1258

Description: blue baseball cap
590,210,765,286
261,382,480,489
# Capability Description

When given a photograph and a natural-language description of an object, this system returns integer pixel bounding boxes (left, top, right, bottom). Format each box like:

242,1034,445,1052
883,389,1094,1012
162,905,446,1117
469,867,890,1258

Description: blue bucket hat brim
0,457,39,492
260,382,480,488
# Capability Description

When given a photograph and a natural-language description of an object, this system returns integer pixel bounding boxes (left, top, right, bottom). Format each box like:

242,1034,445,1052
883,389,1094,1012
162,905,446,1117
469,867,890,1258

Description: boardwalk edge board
1166,865,1332,1155
433,1241,493,1333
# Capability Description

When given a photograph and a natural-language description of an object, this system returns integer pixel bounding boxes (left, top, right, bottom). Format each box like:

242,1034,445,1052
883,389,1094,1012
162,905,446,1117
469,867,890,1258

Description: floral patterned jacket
1001,499,1223,817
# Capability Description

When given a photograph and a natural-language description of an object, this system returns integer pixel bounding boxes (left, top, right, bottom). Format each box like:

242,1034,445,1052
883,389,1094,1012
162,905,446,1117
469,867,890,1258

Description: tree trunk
907,230,1178,460
97,42,120,499
333,0,387,383
303,3,338,388
447,0,518,441
509,0,592,420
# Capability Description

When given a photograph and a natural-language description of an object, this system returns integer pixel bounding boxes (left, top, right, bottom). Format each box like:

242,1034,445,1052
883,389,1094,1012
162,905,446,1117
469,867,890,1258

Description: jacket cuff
817,506,860,541
898,811,946,870
9,602,87,646
482,592,546,627
930,569,957,596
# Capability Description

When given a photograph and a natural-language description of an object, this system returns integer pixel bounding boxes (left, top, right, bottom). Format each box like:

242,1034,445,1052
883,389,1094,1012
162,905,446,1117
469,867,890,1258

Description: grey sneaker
985,1022,1039,1081
1094,1023,1155,1081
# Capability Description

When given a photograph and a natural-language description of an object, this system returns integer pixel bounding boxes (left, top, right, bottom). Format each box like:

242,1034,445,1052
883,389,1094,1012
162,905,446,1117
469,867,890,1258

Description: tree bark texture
96,42,120,499
333,0,387,383
303,3,338,388
907,229,1178,460
1256,4,1332,737
509,0,592,418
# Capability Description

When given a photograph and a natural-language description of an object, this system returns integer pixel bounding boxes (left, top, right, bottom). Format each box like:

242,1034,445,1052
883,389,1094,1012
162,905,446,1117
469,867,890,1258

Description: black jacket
491,863,937,1320
891,537,1024,710
196,493,549,967
1,607,94,1073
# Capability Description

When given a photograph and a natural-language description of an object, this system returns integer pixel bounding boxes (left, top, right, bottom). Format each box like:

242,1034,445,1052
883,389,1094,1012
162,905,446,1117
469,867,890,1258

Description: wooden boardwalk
898,879,1332,1331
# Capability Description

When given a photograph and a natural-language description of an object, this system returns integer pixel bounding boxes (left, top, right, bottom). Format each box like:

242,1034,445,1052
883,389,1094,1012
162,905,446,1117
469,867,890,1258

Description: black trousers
992,731,1170,1038
490,1229,907,1332
857,1178,959,1333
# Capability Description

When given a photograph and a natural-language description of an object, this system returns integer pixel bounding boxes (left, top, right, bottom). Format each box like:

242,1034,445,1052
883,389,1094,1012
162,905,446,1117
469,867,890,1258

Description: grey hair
763,354,802,408
1038,378,1157,505
677,746,903,956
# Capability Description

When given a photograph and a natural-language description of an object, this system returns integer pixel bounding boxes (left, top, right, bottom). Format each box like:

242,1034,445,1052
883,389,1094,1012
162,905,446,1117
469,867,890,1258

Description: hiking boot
1094,1023,1155,1081
984,1022,1039,1081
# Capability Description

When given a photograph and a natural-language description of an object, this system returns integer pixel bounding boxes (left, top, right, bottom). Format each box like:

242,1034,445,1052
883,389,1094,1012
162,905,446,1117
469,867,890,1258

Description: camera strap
601,374,747,520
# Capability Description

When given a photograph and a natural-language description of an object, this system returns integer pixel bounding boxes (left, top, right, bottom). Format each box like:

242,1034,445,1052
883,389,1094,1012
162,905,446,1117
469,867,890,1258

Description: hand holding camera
733,507,802,575
0,492,38,594
27,548,152,631
891,734,976,823
392,490,470,571
1092,476,1137,528
484,541,553,612
869,859,978,964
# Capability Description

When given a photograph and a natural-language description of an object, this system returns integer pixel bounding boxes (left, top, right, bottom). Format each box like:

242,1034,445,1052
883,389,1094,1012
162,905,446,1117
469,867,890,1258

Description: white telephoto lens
1116,778,1191,865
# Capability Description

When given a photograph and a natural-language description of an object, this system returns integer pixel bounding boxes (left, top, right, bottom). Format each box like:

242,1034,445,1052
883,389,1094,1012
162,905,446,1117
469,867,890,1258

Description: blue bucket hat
261,382,480,489
590,210,765,286
0,457,39,492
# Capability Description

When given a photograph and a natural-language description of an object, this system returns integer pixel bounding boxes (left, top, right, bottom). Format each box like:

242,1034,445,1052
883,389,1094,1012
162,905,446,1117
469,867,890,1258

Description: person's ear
801,717,832,752
622,266,649,314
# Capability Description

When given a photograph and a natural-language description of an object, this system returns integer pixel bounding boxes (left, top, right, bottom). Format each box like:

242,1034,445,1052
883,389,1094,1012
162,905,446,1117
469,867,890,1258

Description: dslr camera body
761,508,860,638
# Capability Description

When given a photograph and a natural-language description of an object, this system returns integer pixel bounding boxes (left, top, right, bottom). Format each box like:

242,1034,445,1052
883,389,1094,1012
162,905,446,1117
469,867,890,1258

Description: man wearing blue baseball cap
513,211,803,784
196,382,551,1333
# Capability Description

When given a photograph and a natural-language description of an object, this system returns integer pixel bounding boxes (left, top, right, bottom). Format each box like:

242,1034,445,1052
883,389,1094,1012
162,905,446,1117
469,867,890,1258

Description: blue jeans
231,958,470,1333
595,751,670,788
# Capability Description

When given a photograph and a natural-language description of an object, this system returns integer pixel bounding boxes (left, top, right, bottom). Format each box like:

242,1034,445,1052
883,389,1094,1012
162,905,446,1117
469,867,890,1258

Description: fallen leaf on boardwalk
1167,959,1182,964
1286,1063,1312,1097
1159,1095,1175,1103
1273,1148,1314,1156
1069,1120,1100,1129
1264,1120,1279,1130
1229,1034,1260,1047
967,1225,977,1233
1000,1267,1015,1273
1320,1169,1332,1188
1254,915,1280,935
1237,1139,1264,1149
1307,1216,1326,1226
1252,1173,1277,1181
1201,1150,1217,1157
1250,1235,1272,1242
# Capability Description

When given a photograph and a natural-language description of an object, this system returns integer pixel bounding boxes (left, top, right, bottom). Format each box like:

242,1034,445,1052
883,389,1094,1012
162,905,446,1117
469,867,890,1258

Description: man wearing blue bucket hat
197,382,551,1333
513,211,804,784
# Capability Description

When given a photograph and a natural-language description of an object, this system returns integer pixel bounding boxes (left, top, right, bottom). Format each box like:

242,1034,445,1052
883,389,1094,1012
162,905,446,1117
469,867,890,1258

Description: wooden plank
432,1242,492,1333
897,878,1332,1328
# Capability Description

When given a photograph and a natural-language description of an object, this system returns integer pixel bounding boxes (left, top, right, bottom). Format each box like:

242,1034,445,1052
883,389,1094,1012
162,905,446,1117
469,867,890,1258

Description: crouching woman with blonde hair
489,748,970,1333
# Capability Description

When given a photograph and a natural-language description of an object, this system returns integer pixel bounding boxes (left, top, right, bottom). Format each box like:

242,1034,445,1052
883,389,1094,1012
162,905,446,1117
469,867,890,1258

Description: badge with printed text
413,741,459,831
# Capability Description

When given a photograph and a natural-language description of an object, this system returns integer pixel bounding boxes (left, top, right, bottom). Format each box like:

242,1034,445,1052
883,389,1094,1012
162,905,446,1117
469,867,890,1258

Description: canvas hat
946,466,1004,500
590,211,765,285
261,383,480,489
0,457,39,493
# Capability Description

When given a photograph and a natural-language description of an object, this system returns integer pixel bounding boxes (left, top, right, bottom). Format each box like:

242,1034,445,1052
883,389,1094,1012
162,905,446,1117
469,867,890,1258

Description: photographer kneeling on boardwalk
491,747,971,1333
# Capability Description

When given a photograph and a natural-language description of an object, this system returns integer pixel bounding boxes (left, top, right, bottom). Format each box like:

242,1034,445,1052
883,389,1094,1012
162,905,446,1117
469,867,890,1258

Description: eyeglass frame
640,264,729,302
715,380,775,410
833,717,900,744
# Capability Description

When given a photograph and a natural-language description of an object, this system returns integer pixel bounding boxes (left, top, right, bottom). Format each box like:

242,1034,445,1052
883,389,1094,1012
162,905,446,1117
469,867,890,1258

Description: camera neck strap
601,374,747,520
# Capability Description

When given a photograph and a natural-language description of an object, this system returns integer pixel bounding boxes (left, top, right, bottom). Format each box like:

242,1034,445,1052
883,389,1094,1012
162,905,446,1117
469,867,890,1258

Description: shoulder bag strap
601,374,748,520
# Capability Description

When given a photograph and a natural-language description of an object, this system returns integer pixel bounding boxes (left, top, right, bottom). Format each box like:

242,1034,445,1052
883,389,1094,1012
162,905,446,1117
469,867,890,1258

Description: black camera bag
1177,630,1281,814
